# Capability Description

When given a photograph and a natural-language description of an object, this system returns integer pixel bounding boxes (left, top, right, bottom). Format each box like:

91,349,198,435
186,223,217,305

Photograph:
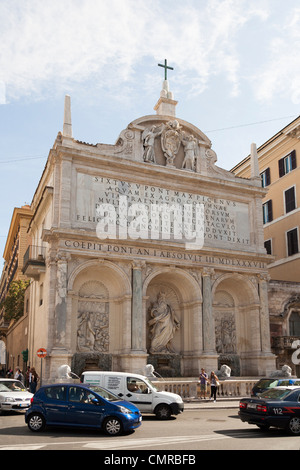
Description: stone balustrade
151,378,258,399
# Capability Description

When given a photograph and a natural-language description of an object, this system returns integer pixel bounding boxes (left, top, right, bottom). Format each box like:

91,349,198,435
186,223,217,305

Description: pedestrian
199,368,208,399
209,371,219,402
15,368,24,383
29,367,39,393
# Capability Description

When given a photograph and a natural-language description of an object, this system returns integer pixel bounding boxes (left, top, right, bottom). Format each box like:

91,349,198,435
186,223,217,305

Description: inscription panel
74,173,251,250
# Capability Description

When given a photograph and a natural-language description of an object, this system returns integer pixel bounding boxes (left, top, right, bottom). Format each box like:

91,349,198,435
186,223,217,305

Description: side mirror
91,398,100,405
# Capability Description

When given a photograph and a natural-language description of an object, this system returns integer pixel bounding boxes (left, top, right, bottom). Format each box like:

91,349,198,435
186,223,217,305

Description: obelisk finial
63,95,72,137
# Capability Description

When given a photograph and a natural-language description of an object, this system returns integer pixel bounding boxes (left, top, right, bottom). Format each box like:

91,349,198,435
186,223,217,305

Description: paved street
0,401,298,453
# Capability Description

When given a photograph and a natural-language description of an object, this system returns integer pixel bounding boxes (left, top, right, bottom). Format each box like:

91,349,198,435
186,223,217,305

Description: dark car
251,377,300,396
239,387,300,435
25,383,142,435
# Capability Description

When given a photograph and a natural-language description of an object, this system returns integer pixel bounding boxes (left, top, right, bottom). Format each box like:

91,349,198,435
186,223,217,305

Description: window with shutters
263,200,273,224
278,150,297,177
286,228,299,256
285,186,296,214
261,167,270,187
289,311,300,336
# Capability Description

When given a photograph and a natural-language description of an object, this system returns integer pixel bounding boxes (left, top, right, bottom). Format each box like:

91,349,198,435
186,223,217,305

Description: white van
81,371,184,419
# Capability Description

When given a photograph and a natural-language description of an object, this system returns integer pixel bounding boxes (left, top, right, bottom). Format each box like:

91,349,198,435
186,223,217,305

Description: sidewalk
183,397,241,410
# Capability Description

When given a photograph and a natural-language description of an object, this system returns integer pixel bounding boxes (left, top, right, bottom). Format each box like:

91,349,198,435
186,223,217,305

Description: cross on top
158,59,174,80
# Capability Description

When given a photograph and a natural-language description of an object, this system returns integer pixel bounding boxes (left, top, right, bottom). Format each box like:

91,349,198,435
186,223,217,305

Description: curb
183,398,241,410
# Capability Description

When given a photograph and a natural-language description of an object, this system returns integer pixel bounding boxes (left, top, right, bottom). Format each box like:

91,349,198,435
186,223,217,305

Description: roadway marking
0,445,45,450
0,431,258,451
83,434,231,450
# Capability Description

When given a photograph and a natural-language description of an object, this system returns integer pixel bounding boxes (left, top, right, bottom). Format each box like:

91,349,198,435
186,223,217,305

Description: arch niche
212,273,260,376
68,260,131,373
144,268,202,376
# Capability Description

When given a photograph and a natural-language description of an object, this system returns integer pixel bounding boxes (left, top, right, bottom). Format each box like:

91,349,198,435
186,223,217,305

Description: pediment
112,114,235,180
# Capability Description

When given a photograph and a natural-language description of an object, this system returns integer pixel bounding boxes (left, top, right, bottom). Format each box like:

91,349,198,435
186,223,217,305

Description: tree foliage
0,280,30,322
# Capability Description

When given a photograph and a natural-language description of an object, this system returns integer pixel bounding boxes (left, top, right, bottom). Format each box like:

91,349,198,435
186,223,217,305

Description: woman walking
209,371,219,402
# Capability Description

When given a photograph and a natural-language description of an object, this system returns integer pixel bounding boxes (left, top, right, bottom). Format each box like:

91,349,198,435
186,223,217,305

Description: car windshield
143,377,157,392
255,379,279,389
0,380,26,392
259,388,292,400
88,385,120,402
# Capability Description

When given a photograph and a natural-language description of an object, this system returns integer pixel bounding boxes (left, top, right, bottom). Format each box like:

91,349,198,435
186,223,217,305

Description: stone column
131,261,145,351
258,273,272,353
53,255,68,349
202,268,215,354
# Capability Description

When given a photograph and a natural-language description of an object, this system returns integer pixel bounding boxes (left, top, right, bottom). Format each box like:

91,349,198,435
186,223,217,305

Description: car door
67,386,106,427
43,386,68,424
125,376,153,412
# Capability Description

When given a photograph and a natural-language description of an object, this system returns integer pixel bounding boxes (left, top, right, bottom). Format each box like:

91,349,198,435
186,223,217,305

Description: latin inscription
75,174,250,248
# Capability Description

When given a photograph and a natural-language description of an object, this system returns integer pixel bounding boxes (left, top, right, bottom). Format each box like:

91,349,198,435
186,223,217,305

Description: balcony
271,335,300,352
22,245,46,280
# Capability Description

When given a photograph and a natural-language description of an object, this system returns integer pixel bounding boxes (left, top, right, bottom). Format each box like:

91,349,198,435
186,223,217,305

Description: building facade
232,118,300,282
232,118,300,375
20,84,275,380
0,205,32,373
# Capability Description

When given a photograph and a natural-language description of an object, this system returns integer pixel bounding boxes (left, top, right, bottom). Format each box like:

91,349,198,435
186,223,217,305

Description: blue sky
1,0,300,260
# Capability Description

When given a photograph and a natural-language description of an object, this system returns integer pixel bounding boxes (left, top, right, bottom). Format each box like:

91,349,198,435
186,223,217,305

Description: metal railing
23,245,46,266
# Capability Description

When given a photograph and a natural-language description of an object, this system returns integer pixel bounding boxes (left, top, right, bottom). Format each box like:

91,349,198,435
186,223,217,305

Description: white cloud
253,7,300,104
0,0,291,104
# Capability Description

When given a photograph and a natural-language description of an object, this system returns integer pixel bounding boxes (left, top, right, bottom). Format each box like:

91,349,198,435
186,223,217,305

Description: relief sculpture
142,120,200,171
161,120,182,167
77,306,109,353
215,315,236,354
76,281,109,353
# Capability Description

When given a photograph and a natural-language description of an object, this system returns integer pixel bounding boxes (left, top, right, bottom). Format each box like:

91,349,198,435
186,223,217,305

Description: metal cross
158,59,174,80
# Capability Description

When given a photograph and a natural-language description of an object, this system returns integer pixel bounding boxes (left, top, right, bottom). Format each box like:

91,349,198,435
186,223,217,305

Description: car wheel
155,404,172,420
103,417,123,436
27,413,46,432
287,417,300,435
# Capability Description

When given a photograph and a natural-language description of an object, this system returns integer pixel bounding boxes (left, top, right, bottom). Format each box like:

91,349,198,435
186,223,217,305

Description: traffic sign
37,348,47,358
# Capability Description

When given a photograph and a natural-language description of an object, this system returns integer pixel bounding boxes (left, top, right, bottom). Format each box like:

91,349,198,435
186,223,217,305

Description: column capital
202,267,214,277
257,272,271,282
131,260,146,270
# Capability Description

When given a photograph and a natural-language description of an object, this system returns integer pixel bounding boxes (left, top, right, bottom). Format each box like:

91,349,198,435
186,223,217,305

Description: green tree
0,280,30,322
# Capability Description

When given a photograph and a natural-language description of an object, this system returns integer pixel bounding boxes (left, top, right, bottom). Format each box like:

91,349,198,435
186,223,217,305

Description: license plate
247,403,257,409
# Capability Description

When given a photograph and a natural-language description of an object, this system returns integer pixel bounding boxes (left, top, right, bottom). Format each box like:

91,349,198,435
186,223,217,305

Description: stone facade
24,85,276,380
269,280,300,375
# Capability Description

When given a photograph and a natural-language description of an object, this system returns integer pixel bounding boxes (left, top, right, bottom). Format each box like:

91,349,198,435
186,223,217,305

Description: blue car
25,383,142,435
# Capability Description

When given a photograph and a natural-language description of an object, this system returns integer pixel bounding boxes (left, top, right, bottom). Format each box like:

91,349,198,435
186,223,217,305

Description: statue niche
76,281,109,353
148,291,180,354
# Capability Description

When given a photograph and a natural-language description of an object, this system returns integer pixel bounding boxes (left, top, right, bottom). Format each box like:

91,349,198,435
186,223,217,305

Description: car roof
81,370,148,380
272,386,300,390
0,378,19,381
40,383,89,387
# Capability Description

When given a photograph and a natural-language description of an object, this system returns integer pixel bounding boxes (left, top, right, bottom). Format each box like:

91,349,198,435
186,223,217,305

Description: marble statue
269,364,292,378
142,125,163,163
148,291,180,353
182,133,197,171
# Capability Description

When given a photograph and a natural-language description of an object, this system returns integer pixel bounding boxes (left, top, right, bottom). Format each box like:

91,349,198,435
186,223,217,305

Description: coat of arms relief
142,120,199,171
